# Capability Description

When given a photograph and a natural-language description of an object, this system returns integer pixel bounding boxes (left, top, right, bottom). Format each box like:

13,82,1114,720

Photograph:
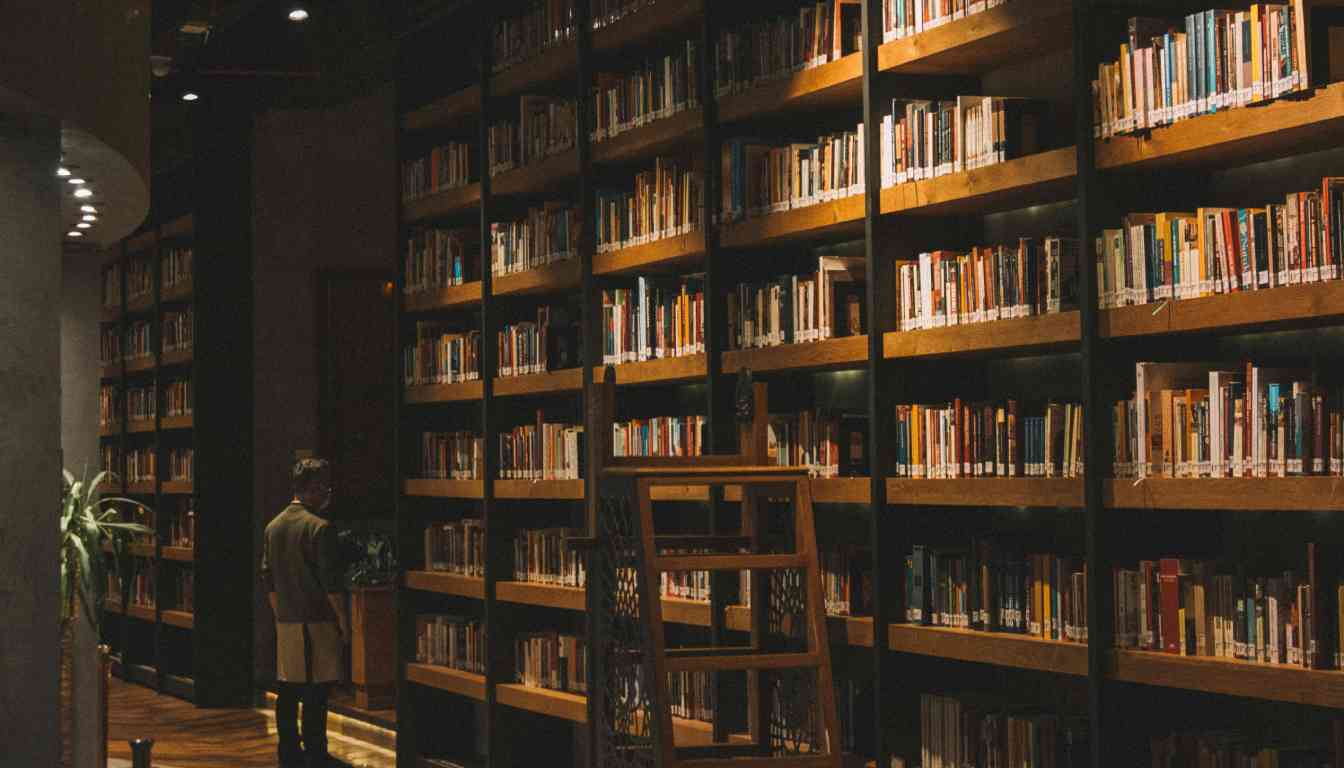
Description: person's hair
291,457,331,496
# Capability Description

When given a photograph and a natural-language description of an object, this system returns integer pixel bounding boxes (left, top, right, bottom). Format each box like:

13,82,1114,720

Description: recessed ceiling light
288,7,309,22
67,177,86,185
82,214,98,222
77,222,91,229
80,205,97,214
182,91,199,102
57,167,71,177
67,230,83,237
74,188,93,199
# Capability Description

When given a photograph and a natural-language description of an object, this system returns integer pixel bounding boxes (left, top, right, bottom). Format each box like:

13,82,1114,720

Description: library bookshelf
395,1,1344,767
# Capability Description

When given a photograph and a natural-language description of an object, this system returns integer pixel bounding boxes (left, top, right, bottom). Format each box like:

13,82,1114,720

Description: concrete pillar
62,248,102,768
0,113,63,765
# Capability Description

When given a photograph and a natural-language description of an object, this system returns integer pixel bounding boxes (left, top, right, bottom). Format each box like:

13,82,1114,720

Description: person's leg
301,681,332,767
275,682,304,766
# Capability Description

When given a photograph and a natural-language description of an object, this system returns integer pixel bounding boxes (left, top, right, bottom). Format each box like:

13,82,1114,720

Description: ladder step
673,755,835,768
665,645,758,659
675,744,769,760
654,553,808,572
665,652,821,673
654,534,755,550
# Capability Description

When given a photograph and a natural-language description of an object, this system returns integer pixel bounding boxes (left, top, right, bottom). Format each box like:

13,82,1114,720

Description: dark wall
251,84,396,680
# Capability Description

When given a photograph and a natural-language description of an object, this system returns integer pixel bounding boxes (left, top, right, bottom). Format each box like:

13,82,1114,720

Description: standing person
261,457,350,768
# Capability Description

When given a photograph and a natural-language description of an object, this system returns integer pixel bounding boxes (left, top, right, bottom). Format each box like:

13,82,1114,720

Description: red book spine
1160,557,1182,654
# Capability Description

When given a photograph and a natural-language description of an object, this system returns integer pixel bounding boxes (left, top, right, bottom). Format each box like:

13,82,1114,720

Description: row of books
491,0,575,73
127,571,155,610
175,570,194,613
595,156,701,253
661,556,712,602
893,400,1086,479
821,548,870,616
1096,179,1344,309
725,255,865,350
1150,728,1334,766
99,385,119,427
1119,361,1344,478
668,670,713,723
1093,6,1314,139
881,0,1010,43
1113,546,1341,670
168,448,193,482
164,379,192,418
713,2,862,98
591,41,699,143
500,306,553,378
405,228,474,295
162,310,193,353
915,694,1088,768
162,247,193,290
601,275,704,364
515,632,587,693
419,431,484,480
125,321,152,360
907,542,1089,643
612,415,704,459
514,527,585,588
491,204,577,277
127,385,155,423
880,97,1047,187
416,614,485,673
500,418,584,480
127,257,152,301
487,95,577,176
402,143,472,202
766,409,866,479
126,448,156,484
424,519,484,576
167,498,195,549
895,238,1080,333
102,262,121,308
100,328,121,365
404,324,482,386
102,446,119,477
721,129,865,224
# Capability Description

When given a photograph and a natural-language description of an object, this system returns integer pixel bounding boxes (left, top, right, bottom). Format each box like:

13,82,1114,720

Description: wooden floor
108,678,395,768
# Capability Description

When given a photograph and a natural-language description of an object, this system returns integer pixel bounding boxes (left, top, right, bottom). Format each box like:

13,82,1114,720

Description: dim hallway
107,678,394,768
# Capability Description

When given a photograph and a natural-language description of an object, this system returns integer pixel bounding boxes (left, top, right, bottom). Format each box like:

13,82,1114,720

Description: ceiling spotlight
80,205,97,214
82,214,98,222
182,91,199,102
67,177,86,185
74,188,93,199
77,222,91,229
288,7,309,21
57,167,71,177
67,230,83,237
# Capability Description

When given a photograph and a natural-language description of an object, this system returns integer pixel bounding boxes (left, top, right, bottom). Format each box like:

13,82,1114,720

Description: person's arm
260,531,278,620
317,524,349,643
327,593,349,643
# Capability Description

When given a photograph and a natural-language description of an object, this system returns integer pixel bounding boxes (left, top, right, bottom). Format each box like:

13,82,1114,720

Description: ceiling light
82,214,97,222
74,188,93,199
288,7,309,22
77,222,91,229
80,205,97,214
67,231,82,238
182,91,199,102
67,177,86,185
57,167,70,177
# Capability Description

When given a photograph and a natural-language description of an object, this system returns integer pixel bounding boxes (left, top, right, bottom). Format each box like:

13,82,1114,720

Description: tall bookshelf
98,210,253,708
395,1,1344,766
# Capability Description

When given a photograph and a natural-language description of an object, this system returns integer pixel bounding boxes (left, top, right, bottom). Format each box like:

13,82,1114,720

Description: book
403,322,482,386
500,413,584,480
515,632,587,693
728,255,866,349
513,528,585,587
590,40,699,142
613,414,704,459
595,156,702,252
420,432,484,480
491,203,577,276
417,614,485,673
881,96,1048,187
406,228,474,293
882,0,1010,42
602,275,704,364
893,399,1084,478
425,519,484,576
721,127,865,224
402,142,472,201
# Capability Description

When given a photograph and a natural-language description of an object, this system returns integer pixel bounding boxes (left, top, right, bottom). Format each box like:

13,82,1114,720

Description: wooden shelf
718,53,862,126
596,354,707,387
496,581,584,610
159,414,194,431
404,282,483,313
885,312,1079,360
403,479,484,499
125,481,156,496
124,356,155,374
647,477,870,504
492,259,582,298
103,541,156,558
125,294,154,315
888,624,1087,676
886,477,1083,507
99,423,121,438
404,379,484,404
161,546,194,563
877,0,1072,75
161,348,193,367
1109,649,1344,709
830,615,876,648
880,146,1077,217
162,609,194,630
162,214,194,240
1096,81,1344,173
402,184,482,225
402,85,482,134
591,0,702,55
127,230,157,253
126,604,156,622
495,683,587,722
1101,281,1344,339
591,108,702,166
1105,477,1344,512
492,151,580,200
723,336,867,375
406,570,485,599
495,479,584,500
161,281,193,303
593,230,706,276
494,368,583,397
127,419,155,434
161,480,194,495
720,195,865,250
406,663,486,701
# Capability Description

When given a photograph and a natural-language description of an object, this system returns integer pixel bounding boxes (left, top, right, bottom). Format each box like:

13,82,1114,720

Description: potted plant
59,469,152,768
340,529,398,710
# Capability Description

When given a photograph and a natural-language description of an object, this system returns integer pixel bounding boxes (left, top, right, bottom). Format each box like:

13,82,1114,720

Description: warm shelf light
288,7,309,21
67,230,82,237
81,205,98,214
82,214,97,222
57,167,71,177
77,222,91,229
74,188,93,199
68,177,86,185
182,91,199,102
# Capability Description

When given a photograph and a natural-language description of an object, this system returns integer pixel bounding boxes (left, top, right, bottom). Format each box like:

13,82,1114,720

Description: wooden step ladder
587,368,843,768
